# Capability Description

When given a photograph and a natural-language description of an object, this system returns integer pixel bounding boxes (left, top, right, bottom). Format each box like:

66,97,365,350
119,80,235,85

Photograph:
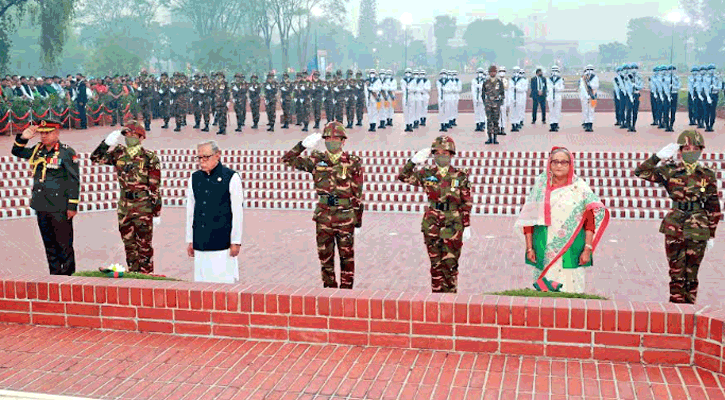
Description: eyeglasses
196,154,216,161
550,160,570,166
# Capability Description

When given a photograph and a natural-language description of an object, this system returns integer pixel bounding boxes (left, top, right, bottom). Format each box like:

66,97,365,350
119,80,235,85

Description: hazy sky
375,0,682,51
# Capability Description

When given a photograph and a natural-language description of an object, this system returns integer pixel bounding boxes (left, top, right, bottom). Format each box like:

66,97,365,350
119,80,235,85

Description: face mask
125,136,140,147
325,141,343,153
478,73,484,78
682,150,701,164
405,73,411,77
370,74,376,79
434,154,451,167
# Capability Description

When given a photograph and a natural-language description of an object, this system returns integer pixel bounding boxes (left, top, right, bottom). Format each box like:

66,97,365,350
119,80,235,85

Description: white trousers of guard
438,97,446,124
367,98,378,125
548,96,562,124
499,100,508,130
581,98,595,123
403,98,415,125
474,100,487,124
420,96,429,121
514,91,527,124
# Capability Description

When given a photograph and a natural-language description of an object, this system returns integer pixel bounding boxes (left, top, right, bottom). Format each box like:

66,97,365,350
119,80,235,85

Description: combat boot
368,123,376,132
212,118,218,126
549,124,555,132
421,117,426,126
267,123,275,132
145,122,151,131
378,121,386,129
387,118,393,126
162,121,169,129
405,124,413,132
252,123,258,129
302,122,309,132
234,125,242,132
217,128,226,135
281,122,289,129
193,120,200,129
201,123,209,132
174,124,181,132
356,120,363,126
440,123,447,132
314,120,320,129
485,133,494,144
451,119,457,126
498,128,506,136
554,123,560,132
346,122,353,129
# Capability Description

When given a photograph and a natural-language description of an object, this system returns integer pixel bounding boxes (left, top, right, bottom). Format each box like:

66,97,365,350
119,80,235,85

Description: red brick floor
0,324,722,400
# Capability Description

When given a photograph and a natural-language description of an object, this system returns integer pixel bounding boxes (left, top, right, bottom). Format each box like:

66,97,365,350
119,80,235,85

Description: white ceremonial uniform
365,77,382,126
420,76,431,122
579,74,599,124
387,77,397,121
185,172,244,284
471,76,486,125
547,75,564,125
499,74,509,130
401,76,416,126
436,77,448,125
454,77,462,121
513,76,529,126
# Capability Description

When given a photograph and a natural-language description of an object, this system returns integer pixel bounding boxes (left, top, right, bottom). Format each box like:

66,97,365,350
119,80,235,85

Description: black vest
192,163,236,251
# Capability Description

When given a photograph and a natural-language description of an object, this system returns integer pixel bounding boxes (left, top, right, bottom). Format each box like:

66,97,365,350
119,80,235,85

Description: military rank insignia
699,179,707,192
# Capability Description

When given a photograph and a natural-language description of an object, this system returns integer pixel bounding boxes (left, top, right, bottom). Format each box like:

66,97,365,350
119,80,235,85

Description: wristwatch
585,244,593,250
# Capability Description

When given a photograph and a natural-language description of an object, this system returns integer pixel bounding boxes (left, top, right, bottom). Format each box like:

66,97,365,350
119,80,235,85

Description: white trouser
581,98,594,123
420,96,429,120
438,96,446,123
548,97,562,124
388,96,394,119
453,95,459,119
403,98,415,125
514,91,527,123
367,98,378,124
473,100,487,124
499,100,508,129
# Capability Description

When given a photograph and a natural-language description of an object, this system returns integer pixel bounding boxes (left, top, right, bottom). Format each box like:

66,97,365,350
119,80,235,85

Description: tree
0,0,76,74
408,39,427,67
248,0,277,70
166,0,248,38
357,0,377,46
290,0,345,70
85,40,144,77
679,0,725,65
189,32,268,73
598,41,629,65
461,19,523,66
626,17,687,63
433,15,456,70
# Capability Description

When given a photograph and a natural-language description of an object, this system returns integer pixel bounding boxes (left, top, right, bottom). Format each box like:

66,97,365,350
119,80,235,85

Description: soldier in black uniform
355,71,365,126
249,74,261,129
11,119,81,275
264,72,278,132
232,73,247,131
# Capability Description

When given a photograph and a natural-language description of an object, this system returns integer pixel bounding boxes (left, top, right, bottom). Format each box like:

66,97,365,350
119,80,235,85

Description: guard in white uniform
419,70,431,126
546,65,564,132
497,66,509,135
401,68,416,132
471,67,487,132
386,70,397,126
436,69,449,132
579,64,599,132
451,70,461,126
365,69,382,132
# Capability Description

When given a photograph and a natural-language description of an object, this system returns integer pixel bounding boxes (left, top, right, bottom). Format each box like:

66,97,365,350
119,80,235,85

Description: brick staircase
1,150,723,220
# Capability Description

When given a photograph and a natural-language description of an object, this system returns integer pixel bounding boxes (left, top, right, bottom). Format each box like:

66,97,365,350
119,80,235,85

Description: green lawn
73,271,179,281
488,288,608,300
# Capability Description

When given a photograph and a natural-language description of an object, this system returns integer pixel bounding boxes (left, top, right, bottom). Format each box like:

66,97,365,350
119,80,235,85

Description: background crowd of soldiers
118,69,402,135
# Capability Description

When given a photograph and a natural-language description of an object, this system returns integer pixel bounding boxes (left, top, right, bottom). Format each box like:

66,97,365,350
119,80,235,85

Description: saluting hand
21,125,37,140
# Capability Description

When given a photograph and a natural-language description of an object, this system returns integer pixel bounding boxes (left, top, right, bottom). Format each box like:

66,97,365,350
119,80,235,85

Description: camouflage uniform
108,80,124,127
280,73,293,129
214,73,229,134
136,76,153,131
171,73,188,132
310,71,324,129
482,73,506,144
248,75,261,129
90,121,162,273
281,122,364,289
397,136,473,293
293,74,303,126
344,70,356,128
264,73,278,131
158,73,171,128
333,71,346,123
355,72,365,126
323,77,335,124
232,74,248,131
634,130,722,303
200,75,213,131
298,73,311,131
189,74,202,129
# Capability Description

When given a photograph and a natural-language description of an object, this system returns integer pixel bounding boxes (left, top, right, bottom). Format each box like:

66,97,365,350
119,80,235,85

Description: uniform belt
123,191,149,200
673,201,703,212
319,195,351,207
429,202,459,211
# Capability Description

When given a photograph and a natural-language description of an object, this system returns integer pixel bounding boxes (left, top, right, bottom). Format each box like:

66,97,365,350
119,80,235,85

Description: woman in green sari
514,147,610,292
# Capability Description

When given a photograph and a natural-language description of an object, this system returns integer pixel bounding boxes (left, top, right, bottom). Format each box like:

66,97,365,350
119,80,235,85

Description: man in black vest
185,140,244,283
12,118,81,275
530,68,547,124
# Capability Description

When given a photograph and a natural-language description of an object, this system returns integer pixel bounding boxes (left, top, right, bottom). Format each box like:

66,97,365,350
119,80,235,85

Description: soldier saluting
282,122,364,289
634,130,721,304
12,118,80,275
91,121,162,274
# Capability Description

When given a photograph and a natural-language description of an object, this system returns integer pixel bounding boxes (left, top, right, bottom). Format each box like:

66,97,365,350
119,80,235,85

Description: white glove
153,217,161,226
355,227,362,235
104,130,123,146
656,143,679,160
302,132,323,149
462,228,471,242
411,148,432,164
707,239,714,250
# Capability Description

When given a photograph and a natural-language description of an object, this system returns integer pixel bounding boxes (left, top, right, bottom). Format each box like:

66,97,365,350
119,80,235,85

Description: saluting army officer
398,136,473,293
12,118,81,275
281,122,364,289
91,121,162,274
634,130,721,304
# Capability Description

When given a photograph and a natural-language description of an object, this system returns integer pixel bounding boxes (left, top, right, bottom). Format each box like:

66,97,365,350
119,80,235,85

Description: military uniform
280,73,293,129
397,136,473,293
214,73,230,134
281,122,364,289
264,73,278,131
310,71,324,129
11,119,80,275
189,74,202,129
171,73,188,132
158,73,172,129
323,77,335,124
333,71,346,123
108,80,124,127
293,73,303,126
344,70,356,129
136,76,153,131
248,75,261,129
232,73,248,131
199,75,213,132
298,73,311,131
634,130,721,304
482,71,505,144
354,72,365,126
90,122,162,273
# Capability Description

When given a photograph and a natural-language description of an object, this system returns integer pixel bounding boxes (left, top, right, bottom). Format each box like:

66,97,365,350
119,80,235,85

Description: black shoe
549,124,555,132
554,123,560,132
267,124,275,131
281,123,288,129
235,126,242,132
615,121,620,126
532,120,536,125
493,137,499,144
193,123,200,129
413,121,419,129
498,130,506,136
542,120,546,124
314,122,320,129
346,122,353,129
252,123,258,129
485,136,493,144
162,123,168,129
651,122,658,126
145,125,151,131
212,120,218,126
110,123,117,127
387,118,393,126
628,127,636,132
355,121,363,126
217,129,226,135
698,124,704,128
420,118,426,126
368,123,376,132
440,124,447,132
201,124,209,132
174,126,181,132
451,119,457,126
378,121,386,129
302,123,309,132
405,124,413,132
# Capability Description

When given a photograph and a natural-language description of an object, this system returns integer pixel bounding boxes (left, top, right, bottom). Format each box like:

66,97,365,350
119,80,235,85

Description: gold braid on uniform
126,144,143,158
327,151,342,164
683,161,698,175
438,166,449,176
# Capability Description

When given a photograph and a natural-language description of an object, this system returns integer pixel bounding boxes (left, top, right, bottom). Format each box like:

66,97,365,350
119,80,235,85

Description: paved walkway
1,324,723,400
1,209,724,309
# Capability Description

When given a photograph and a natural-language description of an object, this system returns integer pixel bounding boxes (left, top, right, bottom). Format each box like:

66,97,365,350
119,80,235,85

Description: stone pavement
1,324,723,400
0,390,96,400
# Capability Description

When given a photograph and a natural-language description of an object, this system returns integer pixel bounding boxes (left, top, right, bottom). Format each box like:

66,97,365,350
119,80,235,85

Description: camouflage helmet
123,120,146,139
431,135,456,155
335,69,342,76
322,121,347,139
677,130,705,148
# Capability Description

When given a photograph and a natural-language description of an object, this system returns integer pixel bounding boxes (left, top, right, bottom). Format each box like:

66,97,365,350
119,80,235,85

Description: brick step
0,200,672,220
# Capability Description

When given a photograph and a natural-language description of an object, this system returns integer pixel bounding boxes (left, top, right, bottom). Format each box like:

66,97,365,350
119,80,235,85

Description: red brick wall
0,275,722,373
